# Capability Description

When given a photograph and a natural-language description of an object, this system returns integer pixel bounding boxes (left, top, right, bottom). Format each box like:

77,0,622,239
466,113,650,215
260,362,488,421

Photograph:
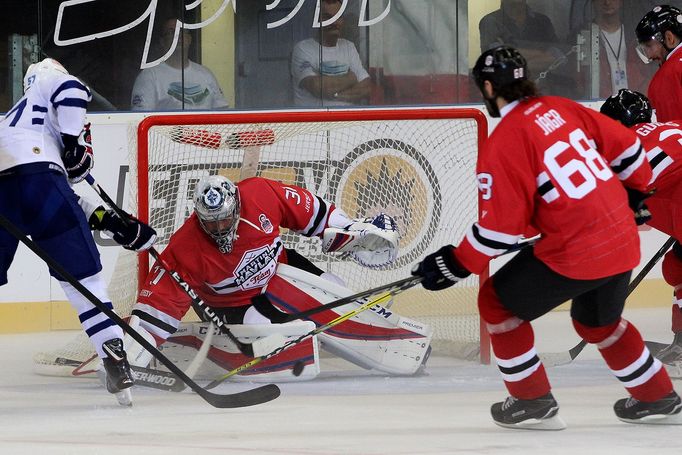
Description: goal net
34,107,490,376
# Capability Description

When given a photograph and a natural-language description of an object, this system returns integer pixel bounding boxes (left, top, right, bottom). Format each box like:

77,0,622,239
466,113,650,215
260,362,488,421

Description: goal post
34,107,491,375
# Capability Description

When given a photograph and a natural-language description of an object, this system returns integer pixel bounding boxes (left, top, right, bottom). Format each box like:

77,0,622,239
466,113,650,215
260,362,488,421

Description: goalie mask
23,58,69,93
193,175,241,253
600,89,653,127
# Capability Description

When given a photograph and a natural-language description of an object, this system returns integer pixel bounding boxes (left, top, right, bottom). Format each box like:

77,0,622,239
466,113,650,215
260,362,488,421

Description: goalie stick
0,212,279,408
204,283,410,389
84,175,278,358
540,236,677,367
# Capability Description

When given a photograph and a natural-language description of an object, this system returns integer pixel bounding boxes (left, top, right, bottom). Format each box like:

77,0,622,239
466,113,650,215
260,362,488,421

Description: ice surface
0,307,679,454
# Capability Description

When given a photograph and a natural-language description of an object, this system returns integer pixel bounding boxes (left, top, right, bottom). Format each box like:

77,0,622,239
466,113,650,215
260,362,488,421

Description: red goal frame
136,107,491,363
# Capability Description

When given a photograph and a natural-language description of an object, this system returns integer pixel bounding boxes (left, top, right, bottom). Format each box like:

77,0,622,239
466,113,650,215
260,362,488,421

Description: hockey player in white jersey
0,58,157,405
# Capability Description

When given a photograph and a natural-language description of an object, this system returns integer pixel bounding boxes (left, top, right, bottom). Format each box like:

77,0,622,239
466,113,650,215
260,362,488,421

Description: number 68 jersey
455,95,652,280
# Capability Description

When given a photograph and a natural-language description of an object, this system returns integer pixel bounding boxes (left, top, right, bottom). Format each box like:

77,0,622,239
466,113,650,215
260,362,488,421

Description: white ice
0,306,679,455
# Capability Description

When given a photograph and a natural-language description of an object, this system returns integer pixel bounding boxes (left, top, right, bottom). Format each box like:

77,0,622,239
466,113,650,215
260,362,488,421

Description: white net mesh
34,108,488,375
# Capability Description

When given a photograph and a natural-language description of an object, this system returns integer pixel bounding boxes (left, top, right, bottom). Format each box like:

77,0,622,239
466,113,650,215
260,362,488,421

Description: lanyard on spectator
601,26,624,65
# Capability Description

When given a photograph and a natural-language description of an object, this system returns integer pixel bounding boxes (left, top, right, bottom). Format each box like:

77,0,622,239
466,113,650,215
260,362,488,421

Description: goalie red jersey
135,177,334,322
455,95,652,279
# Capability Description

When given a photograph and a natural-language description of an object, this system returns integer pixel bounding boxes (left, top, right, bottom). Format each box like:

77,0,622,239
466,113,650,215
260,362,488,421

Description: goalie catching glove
61,123,94,184
322,213,399,268
89,207,157,252
412,245,471,291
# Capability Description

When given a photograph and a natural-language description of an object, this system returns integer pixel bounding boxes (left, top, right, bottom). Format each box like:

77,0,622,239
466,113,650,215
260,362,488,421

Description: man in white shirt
131,19,229,111
291,0,371,107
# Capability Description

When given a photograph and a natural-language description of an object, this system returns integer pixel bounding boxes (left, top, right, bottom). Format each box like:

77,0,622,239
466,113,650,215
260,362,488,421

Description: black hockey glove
626,187,653,226
89,207,157,252
61,123,94,184
412,245,471,291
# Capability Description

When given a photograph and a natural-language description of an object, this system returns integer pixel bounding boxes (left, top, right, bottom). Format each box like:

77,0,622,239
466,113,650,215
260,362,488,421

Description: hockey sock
662,250,682,332
575,318,673,402
488,319,550,399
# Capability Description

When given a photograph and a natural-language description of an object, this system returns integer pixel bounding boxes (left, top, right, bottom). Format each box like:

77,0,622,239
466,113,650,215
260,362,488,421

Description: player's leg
572,274,681,424
481,248,592,430
265,265,432,376
28,171,132,398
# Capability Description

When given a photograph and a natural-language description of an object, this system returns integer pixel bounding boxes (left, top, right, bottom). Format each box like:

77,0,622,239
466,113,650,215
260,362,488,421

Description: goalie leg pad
163,321,320,382
267,265,433,375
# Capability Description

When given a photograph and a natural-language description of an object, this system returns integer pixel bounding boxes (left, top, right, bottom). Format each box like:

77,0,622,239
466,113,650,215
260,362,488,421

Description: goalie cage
34,107,491,378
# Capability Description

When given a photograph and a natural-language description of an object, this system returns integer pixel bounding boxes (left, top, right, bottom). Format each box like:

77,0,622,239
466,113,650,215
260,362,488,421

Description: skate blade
664,362,682,379
114,388,133,407
494,414,567,431
618,409,682,425
95,368,133,407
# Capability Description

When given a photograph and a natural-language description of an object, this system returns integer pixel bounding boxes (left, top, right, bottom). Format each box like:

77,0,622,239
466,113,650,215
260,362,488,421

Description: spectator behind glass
479,0,573,96
291,0,371,107
130,19,228,111
568,0,655,98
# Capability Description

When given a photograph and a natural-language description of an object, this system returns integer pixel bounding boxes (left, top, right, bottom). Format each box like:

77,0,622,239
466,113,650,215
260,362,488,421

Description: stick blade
197,384,281,408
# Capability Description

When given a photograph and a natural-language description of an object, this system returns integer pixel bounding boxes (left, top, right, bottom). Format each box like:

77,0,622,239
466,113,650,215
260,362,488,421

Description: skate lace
501,396,519,411
624,397,639,409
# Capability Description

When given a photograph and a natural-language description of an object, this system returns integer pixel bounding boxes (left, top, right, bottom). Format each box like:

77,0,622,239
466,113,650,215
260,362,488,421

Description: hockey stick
540,236,677,367
205,287,401,389
84,175,277,358
254,236,540,323
252,275,423,324
0,212,279,407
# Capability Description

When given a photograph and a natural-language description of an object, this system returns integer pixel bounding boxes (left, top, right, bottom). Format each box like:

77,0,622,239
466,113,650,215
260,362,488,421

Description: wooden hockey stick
0,212,279,408
84,175,276,358
540,236,677,367
205,287,402,389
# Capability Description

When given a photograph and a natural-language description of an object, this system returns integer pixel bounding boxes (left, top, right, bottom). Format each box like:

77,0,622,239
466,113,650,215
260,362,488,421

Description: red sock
589,319,672,402
489,320,550,400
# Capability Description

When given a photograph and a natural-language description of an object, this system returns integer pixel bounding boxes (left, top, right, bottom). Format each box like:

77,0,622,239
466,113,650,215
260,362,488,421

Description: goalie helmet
23,58,69,93
600,89,653,127
193,175,241,253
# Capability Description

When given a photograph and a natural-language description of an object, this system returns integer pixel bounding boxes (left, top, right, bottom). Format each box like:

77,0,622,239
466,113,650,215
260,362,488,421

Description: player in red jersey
635,5,682,122
601,88,682,368
412,45,681,429
130,174,432,381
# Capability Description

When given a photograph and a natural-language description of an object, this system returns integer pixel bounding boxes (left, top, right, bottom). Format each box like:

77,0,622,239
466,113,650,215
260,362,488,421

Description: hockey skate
490,393,566,430
654,333,682,364
98,338,134,406
614,391,682,424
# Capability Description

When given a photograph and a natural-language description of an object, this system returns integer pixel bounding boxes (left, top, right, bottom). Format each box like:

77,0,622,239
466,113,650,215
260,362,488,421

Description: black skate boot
655,333,682,364
614,391,682,424
100,338,134,406
491,393,566,430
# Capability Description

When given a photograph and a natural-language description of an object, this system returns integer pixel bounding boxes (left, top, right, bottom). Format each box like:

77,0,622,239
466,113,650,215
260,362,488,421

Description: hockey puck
292,361,305,376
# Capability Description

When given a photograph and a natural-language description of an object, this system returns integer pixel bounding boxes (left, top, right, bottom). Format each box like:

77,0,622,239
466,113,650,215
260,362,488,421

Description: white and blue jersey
0,71,91,172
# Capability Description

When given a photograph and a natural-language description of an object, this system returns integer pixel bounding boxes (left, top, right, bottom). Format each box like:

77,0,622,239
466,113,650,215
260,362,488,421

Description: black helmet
636,5,682,43
472,46,528,91
600,89,653,127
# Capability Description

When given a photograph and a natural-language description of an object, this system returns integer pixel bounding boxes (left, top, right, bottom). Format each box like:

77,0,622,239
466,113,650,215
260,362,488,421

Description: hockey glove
322,213,399,268
626,187,653,226
89,207,157,252
412,245,471,291
61,123,94,184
